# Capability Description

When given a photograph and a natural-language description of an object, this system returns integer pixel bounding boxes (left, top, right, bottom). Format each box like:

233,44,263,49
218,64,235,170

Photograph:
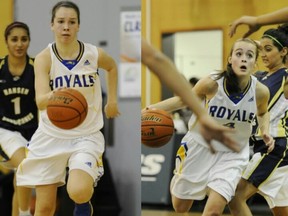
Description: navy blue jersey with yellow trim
253,68,288,136
0,55,38,140
252,68,288,152
255,68,288,105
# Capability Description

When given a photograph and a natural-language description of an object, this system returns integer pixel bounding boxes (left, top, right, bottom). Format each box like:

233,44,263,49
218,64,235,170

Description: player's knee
36,203,55,215
204,212,222,216
172,203,190,213
67,184,93,203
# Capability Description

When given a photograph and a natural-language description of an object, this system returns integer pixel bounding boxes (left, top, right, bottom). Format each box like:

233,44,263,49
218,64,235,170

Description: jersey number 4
223,122,235,128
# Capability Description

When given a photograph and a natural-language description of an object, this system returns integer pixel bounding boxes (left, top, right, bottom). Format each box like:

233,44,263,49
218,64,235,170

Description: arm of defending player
229,7,288,38
142,38,209,118
284,78,288,99
256,82,275,153
98,48,120,119
34,48,54,110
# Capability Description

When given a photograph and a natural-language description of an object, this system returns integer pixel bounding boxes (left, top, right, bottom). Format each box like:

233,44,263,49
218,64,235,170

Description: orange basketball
47,88,88,129
141,109,174,148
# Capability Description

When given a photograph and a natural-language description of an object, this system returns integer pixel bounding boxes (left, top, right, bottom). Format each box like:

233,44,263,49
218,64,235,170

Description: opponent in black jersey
229,24,288,216
0,55,38,140
0,22,37,216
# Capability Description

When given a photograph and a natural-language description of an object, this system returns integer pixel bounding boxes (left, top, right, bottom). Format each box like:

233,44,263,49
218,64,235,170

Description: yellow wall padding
0,0,13,56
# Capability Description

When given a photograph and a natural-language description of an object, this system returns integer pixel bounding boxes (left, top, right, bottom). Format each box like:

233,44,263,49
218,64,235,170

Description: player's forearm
284,79,288,99
106,68,118,103
257,111,270,136
256,7,288,26
36,91,53,110
148,96,185,113
152,55,207,116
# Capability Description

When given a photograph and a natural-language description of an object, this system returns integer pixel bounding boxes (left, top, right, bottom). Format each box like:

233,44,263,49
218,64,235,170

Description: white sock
19,209,31,216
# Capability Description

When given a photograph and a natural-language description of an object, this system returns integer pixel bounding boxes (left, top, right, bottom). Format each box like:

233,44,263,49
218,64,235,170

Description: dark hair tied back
4,21,30,41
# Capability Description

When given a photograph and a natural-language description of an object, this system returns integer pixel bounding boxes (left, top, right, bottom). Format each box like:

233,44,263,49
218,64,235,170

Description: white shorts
16,128,105,188
170,137,249,202
243,152,288,208
0,127,28,159
265,175,288,208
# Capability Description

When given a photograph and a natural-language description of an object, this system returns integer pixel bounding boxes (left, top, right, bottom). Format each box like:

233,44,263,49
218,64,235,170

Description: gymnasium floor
142,209,232,216
142,209,271,216
142,200,273,216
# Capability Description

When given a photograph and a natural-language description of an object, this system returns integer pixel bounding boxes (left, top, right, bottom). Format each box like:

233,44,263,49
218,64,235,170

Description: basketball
47,88,88,129
141,109,174,147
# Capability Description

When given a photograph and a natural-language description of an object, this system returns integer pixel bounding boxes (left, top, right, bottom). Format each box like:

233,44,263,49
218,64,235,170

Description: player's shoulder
198,74,218,89
36,47,50,60
0,56,7,69
194,74,218,97
0,56,6,64
80,41,99,56
256,80,270,99
26,55,35,67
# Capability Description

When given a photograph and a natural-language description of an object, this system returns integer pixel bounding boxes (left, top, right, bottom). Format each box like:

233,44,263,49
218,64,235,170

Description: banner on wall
119,10,141,98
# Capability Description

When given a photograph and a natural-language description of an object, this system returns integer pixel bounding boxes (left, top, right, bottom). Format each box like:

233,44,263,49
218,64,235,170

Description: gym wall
142,0,288,107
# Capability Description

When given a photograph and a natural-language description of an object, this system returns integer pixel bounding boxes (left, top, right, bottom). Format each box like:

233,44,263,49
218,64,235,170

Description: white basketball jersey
188,75,258,151
39,41,103,138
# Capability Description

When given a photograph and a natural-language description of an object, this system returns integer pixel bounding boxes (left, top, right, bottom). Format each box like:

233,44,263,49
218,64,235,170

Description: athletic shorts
264,175,288,208
170,136,249,202
243,151,288,208
16,127,105,188
0,127,28,159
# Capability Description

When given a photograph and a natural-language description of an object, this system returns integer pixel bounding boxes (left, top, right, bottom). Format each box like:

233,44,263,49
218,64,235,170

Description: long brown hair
215,38,260,94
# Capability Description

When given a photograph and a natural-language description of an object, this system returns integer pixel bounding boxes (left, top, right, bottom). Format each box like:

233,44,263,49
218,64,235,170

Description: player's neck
238,76,251,92
267,63,286,74
7,54,27,76
55,40,79,60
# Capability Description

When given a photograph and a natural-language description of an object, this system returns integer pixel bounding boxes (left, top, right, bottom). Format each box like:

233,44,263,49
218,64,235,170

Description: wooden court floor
142,209,269,216
142,209,232,216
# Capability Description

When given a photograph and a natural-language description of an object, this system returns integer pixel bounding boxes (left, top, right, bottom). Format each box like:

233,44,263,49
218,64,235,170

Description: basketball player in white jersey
142,39,239,152
16,1,120,216
147,38,274,215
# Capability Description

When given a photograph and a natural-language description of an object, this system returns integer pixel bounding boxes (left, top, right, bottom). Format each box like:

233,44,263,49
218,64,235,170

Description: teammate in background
146,38,274,215
229,24,288,216
0,22,38,216
16,1,120,216
142,38,239,152
228,7,288,99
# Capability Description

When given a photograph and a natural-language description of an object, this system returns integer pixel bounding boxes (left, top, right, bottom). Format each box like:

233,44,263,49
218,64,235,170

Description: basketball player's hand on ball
104,102,120,118
262,133,275,153
198,114,240,153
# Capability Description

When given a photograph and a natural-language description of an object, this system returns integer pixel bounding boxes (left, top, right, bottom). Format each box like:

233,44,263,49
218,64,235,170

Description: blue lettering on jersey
209,105,255,123
51,74,95,88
